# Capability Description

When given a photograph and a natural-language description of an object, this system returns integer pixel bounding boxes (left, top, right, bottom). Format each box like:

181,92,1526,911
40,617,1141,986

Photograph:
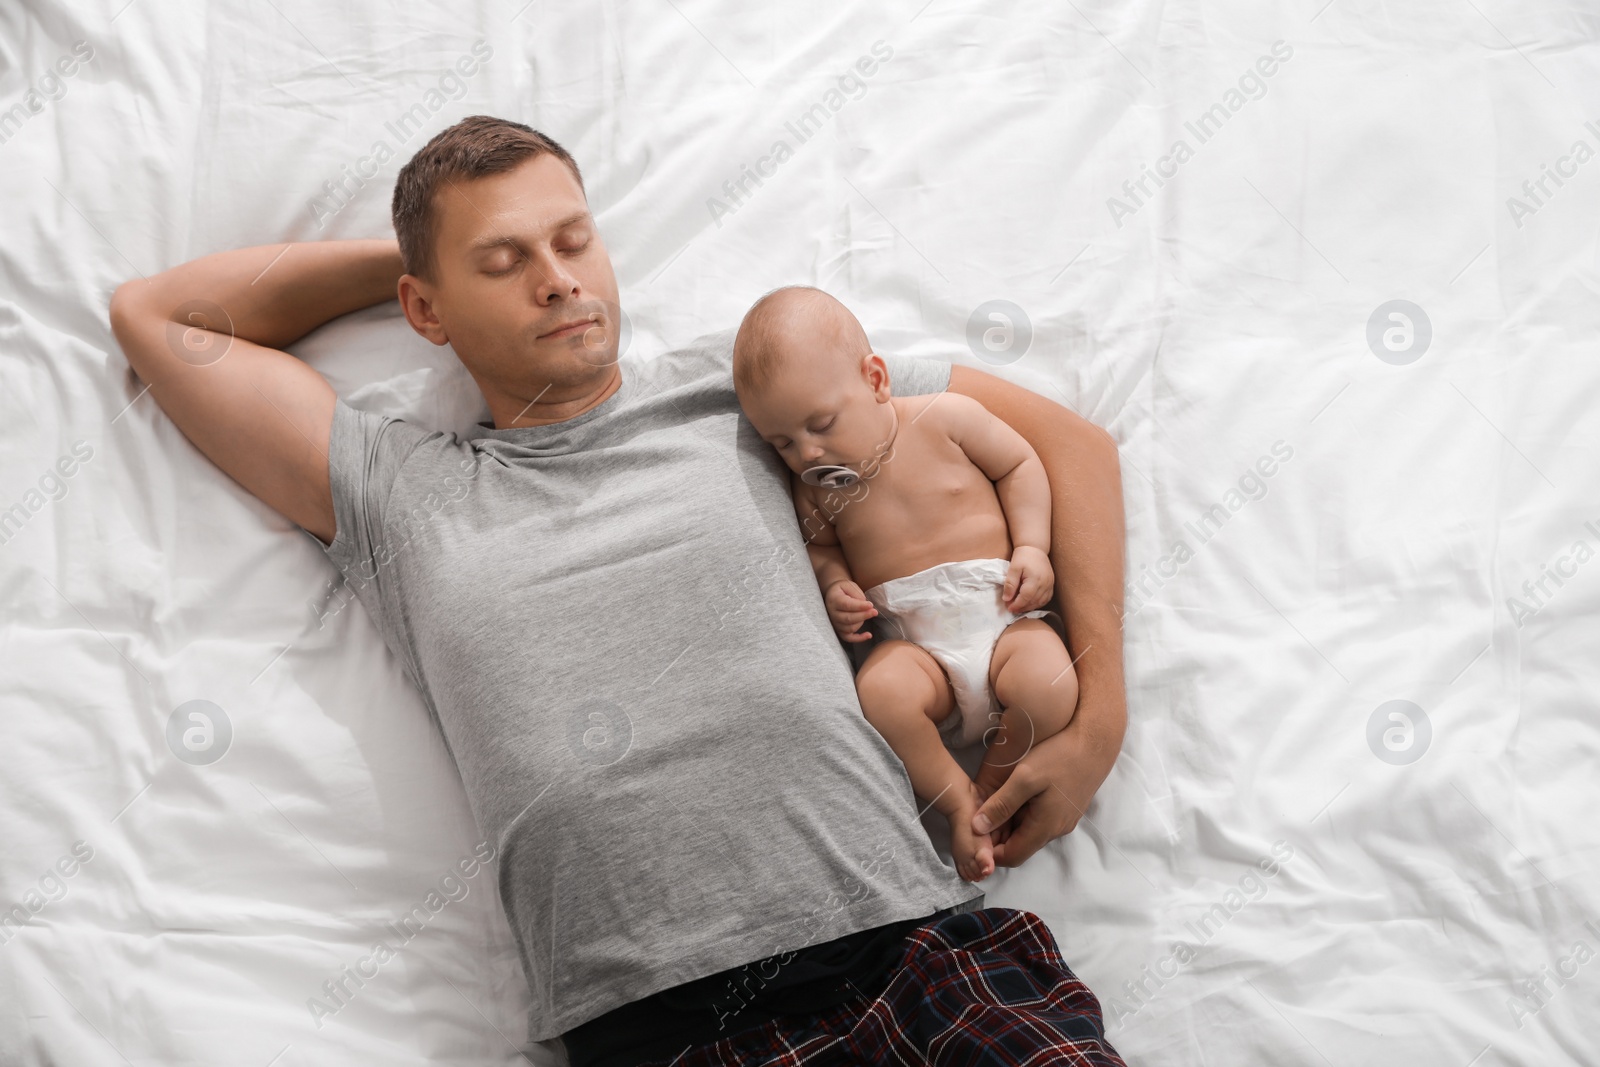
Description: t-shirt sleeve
322,398,436,578
883,354,951,397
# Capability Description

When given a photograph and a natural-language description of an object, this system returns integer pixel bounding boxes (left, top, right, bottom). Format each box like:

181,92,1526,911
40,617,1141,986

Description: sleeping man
108,115,1129,1067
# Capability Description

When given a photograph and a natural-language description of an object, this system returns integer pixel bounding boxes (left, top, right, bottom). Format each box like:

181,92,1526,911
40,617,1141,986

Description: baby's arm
938,393,1055,612
792,478,878,642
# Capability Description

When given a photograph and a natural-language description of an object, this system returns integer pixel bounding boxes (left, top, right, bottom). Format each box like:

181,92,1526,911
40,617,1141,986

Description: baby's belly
843,511,1014,592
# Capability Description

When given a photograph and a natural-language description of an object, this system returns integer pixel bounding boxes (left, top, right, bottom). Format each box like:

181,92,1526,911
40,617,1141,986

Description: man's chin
579,340,621,368
576,328,621,368
535,332,619,370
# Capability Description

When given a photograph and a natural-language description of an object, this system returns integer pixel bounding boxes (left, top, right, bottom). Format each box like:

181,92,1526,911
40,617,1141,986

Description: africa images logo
1106,41,1294,229
706,41,894,227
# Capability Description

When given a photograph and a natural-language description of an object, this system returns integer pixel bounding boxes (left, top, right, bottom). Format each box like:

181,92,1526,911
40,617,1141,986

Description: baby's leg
856,639,994,881
976,618,1080,800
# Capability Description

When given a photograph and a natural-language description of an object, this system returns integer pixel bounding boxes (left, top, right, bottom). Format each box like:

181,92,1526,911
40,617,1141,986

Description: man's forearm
1042,418,1126,783
948,366,1127,775
106,239,404,542
120,239,403,350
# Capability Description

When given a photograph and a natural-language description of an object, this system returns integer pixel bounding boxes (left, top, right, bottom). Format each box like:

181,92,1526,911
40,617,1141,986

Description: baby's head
733,286,895,478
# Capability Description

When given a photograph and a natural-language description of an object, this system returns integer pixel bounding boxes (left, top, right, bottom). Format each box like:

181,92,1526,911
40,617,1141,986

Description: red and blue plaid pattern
636,907,1127,1066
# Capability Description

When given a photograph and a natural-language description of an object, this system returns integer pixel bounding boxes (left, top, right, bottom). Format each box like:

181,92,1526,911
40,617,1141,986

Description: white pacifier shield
800,465,860,489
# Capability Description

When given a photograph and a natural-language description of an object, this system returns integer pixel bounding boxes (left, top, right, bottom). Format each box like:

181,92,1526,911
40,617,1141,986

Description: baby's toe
948,805,993,883
973,835,994,880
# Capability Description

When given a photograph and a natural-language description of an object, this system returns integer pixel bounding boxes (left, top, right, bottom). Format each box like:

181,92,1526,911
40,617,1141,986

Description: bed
3,0,1597,1062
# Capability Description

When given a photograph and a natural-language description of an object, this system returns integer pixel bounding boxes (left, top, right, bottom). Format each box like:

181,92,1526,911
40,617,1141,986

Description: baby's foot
945,778,994,882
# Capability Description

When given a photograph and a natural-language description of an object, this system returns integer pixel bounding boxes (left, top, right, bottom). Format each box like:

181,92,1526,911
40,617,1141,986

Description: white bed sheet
3,0,1599,1063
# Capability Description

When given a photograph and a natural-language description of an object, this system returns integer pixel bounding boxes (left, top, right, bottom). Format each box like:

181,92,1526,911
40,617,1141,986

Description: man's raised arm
946,365,1127,867
108,240,404,544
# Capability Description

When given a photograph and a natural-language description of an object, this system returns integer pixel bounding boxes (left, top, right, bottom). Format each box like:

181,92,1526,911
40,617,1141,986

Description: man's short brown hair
391,115,583,282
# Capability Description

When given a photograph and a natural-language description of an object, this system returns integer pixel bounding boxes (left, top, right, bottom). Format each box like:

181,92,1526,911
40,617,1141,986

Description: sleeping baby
732,286,1079,881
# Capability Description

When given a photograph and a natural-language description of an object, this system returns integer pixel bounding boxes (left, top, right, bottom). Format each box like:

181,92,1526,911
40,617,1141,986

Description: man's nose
533,253,579,305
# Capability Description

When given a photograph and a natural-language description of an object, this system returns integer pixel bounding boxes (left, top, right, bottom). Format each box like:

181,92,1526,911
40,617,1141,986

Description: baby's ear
863,351,893,398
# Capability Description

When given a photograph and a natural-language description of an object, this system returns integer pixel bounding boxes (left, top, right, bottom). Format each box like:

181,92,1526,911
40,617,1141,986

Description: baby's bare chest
825,437,1003,545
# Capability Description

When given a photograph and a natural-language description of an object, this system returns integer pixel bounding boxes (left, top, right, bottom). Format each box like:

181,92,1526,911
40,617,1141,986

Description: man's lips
538,316,599,340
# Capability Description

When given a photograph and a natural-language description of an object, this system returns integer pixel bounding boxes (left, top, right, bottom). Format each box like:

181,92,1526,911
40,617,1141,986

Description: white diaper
862,557,1053,750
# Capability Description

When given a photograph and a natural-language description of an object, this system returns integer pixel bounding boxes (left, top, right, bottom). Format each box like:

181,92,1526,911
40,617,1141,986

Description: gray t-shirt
322,328,983,1040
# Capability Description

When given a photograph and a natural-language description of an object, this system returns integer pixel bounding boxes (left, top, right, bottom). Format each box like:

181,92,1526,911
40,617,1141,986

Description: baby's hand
824,580,878,643
1003,546,1054,614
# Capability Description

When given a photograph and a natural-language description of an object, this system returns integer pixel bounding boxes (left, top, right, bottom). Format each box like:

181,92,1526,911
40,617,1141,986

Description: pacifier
800,465,860,489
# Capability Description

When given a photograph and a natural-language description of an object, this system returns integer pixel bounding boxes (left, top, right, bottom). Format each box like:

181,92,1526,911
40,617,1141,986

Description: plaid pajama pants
634,908,1128,1067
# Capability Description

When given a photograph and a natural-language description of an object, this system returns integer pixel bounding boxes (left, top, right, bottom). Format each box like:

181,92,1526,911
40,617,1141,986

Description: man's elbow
1064,403,1117,461
1059,405,1119,485
1090,422,1120,477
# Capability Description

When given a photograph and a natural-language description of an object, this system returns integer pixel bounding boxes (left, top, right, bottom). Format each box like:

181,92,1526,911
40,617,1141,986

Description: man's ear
398,274,449,346
862,352,892,400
